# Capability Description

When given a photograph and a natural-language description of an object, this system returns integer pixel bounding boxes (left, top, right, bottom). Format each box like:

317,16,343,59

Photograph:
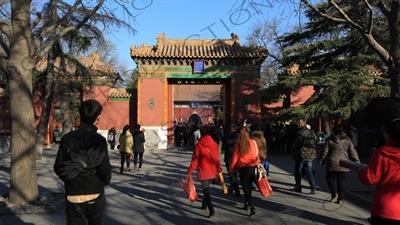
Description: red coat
229,139,259,172
187,135,222,181
358,142,400,220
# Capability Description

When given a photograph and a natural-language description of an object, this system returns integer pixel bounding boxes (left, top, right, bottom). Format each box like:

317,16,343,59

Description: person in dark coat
107,127,116,149
320,124,360,204
132,124,146,171
54,99,111,225
223,123,240,196
290,118,317,194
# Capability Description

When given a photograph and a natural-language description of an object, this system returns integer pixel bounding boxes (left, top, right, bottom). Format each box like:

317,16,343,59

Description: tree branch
362,0,374,35
300,0,348,23
377,1,390,19
0,20,10,37
0,39,10,57
327,0,365,31
33,0,105,64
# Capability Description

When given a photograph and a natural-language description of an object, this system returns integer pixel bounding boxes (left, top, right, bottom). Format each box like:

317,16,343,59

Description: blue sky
107,0,297,71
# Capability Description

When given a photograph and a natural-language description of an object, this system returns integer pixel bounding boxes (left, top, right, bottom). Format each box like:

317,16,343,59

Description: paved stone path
0,145,374,225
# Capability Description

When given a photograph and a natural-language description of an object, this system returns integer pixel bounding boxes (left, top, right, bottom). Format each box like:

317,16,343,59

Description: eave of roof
130,33,269,59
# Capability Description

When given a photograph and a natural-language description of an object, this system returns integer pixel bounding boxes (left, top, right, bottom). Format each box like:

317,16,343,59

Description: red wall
138,79,164,126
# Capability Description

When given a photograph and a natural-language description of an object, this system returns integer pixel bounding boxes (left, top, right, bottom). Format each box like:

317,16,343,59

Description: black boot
250,206,256,217
203,188,214,218
201,198,207,210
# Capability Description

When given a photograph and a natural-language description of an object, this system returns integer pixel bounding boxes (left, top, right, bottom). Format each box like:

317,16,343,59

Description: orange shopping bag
179,175,198,202
255,177,273,197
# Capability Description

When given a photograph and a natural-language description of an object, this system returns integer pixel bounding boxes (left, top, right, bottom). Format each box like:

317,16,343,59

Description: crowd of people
52,101,400,224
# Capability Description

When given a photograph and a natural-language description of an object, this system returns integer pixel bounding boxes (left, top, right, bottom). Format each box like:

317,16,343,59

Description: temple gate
130,33,268,149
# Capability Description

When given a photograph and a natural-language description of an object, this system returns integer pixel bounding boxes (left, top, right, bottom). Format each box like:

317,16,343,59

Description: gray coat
320,134,360,172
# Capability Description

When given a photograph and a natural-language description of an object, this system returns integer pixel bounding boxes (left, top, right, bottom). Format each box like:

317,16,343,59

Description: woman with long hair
132,124,146,171
319,124,360,204
229,125,259,217
187,125,222,218
118,125,133,173
358,118,400,225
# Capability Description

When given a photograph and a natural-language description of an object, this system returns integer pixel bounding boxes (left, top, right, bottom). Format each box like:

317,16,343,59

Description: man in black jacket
54,99,112,225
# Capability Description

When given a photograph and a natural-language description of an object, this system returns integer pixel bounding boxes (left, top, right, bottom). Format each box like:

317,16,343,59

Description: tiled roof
108,88,135,98
174,85,221,101
284,61,386,76
35,52,117,77
130,33,269,59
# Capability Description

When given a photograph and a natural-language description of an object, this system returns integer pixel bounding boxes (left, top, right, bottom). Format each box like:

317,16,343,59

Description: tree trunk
35,50,55,160
389,2,400,118
35,0,57,160
8,0,39,205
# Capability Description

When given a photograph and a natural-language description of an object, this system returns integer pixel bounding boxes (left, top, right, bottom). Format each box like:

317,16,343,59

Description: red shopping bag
179,175,198,202
255,177,273,198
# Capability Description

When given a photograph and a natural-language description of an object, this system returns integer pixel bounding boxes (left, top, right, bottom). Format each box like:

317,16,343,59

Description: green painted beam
167,73,231,78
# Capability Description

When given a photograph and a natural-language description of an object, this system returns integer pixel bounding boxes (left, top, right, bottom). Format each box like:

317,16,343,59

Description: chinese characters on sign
193,60,204,74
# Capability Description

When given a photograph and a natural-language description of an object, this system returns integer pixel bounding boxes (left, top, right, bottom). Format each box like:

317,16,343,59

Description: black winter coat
54,123,112,195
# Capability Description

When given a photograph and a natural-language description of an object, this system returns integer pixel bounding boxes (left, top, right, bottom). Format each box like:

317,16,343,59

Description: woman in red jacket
229,126,259,217
358,118,400,225
187,125,222,218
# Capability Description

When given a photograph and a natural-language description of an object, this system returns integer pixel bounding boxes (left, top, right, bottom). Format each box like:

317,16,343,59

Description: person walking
108,127,116,149
223,123,240,196
290,118,317,194
358,118,400,225
319,124,360,204
118,124,133,173
54,99,111,225
187,125,222,218
132,124,146,171
229,125,259,217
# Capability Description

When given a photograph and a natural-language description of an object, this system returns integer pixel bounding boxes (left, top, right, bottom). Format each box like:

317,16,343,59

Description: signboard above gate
193,60,204,74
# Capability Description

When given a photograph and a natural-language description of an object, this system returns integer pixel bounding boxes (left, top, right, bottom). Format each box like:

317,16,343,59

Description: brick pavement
0,145,373,225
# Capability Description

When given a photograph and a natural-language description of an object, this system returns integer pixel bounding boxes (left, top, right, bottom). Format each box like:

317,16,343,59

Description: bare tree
245,18,288,87
0,0,136,205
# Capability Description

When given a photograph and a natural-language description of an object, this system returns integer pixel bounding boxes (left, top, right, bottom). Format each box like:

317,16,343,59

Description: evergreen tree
266,1,390,122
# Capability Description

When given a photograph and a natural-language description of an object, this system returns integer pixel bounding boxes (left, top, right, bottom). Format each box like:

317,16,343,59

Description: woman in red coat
187,125,222,218
358,118,400,225
229,125,259,217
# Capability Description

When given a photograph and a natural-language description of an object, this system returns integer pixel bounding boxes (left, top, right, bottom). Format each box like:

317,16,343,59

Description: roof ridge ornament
154,32,166,53
231,33,240,49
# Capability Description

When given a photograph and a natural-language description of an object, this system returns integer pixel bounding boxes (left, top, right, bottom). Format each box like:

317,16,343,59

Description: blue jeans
294,159,316,191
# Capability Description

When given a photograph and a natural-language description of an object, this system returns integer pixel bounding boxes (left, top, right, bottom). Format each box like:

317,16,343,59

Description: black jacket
133,131,146,153
223,131,238,164
54,123,112,195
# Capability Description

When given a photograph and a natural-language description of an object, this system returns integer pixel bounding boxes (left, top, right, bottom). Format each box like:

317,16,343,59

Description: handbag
253,140,273,197
206,148,220,184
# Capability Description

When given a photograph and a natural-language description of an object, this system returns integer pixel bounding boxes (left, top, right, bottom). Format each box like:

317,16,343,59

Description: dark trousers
370,215,400,225
225,162,240,195
200,180,214,213
326,171,346,200
239,166,256,206
120,152,130,170
66,193,105,225
108,141,115,150
133,152,144,168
